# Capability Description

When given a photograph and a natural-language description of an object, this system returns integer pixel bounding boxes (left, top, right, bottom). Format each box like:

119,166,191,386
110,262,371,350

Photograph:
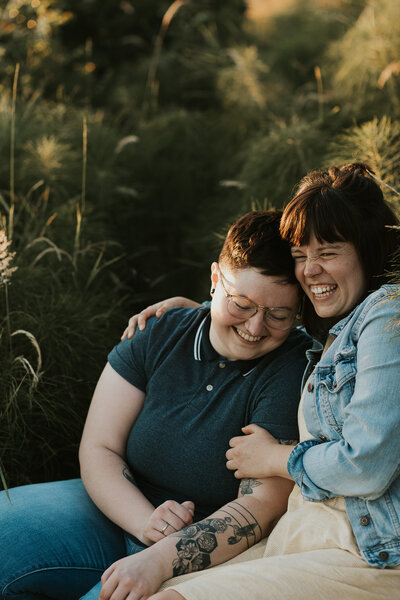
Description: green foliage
326,117,400,215
326,0,400,118
254,0,363,90
0,259,124,487
238,117,326,207
1,0,400,489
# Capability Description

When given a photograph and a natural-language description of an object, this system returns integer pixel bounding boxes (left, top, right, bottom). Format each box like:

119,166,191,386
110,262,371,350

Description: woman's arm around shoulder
121,297,201,340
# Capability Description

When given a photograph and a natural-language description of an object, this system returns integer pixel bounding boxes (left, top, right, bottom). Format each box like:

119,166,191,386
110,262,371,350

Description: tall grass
0,88,128,488
1,0,400,488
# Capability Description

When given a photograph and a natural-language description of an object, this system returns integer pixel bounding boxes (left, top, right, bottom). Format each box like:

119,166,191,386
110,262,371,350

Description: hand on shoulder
121,297,201,340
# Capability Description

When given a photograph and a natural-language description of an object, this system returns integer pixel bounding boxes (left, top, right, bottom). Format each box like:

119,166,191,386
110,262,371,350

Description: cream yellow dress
161,392,400,599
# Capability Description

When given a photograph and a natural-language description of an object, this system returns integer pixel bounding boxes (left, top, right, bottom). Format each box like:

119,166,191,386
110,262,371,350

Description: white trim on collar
193,315,260,377
242,365,258,377
193,315,208,361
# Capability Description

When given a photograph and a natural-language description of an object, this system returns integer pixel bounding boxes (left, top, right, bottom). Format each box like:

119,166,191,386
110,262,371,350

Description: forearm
80,445,155,543
145,477,292,579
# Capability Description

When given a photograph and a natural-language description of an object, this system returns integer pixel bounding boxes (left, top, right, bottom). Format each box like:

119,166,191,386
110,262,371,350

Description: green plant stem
0,460,11,503
4,282,12,358
314,65,324,122
73,117,87,266
143,0,187,116
81,116,87,217
9,63,20,242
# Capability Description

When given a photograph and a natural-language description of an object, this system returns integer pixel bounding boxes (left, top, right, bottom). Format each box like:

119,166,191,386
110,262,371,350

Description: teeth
235,328,262,342
310,285,337,297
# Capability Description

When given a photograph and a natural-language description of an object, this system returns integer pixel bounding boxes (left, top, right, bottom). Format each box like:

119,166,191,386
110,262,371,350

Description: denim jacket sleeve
288,288,400,502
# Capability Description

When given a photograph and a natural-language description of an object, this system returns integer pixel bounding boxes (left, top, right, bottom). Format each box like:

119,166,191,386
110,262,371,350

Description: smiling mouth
234,327,264,343
310,284,338,298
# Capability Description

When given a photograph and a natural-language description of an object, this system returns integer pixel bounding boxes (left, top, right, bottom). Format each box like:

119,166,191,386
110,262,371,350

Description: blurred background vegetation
1,0,400,487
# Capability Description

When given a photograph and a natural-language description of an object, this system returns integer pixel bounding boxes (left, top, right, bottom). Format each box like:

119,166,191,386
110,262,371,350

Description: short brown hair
219,210,297,283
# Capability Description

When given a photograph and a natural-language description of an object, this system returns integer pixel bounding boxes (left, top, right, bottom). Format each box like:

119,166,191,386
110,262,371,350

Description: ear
210,262,219,295
210,262,219,284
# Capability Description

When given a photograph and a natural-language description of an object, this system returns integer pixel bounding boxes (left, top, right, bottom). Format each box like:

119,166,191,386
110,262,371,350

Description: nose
303,257,323,278
244,310,267,336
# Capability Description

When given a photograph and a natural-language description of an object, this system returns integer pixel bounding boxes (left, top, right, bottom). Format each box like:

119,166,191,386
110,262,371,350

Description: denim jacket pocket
318,347,357,431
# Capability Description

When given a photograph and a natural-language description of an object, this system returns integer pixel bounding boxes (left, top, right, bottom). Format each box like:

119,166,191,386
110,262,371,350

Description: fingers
121,315,140,340
228,436,240,448
100,564,118,600
121,304,170,341
121,297,195,341
144,500,195,544
181,500,195,514
241,423,259,434
158,500,194,534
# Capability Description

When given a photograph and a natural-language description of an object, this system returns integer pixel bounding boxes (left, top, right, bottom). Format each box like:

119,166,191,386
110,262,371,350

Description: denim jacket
288,285,400,568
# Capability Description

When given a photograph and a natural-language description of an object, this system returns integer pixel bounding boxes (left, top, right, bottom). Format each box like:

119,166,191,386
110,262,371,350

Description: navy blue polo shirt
108,306,311,522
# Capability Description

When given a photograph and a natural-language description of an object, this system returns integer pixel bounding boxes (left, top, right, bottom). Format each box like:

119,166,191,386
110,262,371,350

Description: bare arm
98,476,293,599
121,297,200,340
79,363,193,545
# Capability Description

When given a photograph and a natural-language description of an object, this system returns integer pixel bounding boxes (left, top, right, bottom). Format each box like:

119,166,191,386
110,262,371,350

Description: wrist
150,536,178,580
271,443,295,478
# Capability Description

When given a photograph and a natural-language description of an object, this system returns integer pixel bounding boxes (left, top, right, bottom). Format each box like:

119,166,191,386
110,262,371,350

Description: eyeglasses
218,270,295,331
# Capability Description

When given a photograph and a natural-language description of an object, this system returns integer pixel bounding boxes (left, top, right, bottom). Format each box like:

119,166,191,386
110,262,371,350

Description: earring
210,287,215,296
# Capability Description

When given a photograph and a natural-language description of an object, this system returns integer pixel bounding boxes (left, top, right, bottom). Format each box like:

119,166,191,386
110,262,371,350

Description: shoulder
129,305,211,358
273,326,313,361
143,305,210,339
332,285,400,342
286,326,313,349
255,326,312,377
353,284,400,326
109,306,209,358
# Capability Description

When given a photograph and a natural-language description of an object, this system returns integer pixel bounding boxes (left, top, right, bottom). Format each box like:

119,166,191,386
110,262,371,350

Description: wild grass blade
0,463,11,503
9,63,20,242
11,329,42,374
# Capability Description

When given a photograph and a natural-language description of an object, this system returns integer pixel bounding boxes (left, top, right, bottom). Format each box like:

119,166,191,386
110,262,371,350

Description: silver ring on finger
161,522,169,533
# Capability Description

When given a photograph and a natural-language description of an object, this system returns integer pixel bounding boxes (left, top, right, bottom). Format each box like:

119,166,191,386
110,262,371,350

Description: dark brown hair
219,210,297,284
280,162,399,290
280,162,400,337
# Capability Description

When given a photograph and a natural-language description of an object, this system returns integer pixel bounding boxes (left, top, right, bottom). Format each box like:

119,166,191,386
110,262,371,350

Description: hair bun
341,161,375,178
327,166,341,183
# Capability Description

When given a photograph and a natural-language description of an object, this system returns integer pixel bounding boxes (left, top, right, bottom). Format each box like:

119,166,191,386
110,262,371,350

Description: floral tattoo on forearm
171,501,262,576
239,478,262,495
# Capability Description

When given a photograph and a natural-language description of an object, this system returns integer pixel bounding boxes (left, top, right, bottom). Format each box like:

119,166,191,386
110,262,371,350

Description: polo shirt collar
193,312,263,377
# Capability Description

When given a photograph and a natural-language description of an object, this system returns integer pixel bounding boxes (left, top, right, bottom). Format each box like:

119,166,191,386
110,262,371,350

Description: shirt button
378,551,389,561
206,384,213,391
218,362,226,369
359,515,370,526
307,383,314,392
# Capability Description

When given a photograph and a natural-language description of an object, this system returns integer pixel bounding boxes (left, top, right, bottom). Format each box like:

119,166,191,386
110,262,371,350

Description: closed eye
292,255,306,262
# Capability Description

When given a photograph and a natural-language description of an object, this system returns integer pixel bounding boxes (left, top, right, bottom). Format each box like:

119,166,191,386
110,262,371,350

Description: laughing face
209,263,300,361
291,233,367,321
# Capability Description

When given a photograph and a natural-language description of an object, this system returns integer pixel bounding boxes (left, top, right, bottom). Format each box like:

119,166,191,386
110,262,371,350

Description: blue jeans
0,479,143,600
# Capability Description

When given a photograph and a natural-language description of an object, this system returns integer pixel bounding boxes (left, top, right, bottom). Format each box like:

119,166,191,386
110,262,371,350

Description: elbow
343,451,395,499
353,477,390,501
